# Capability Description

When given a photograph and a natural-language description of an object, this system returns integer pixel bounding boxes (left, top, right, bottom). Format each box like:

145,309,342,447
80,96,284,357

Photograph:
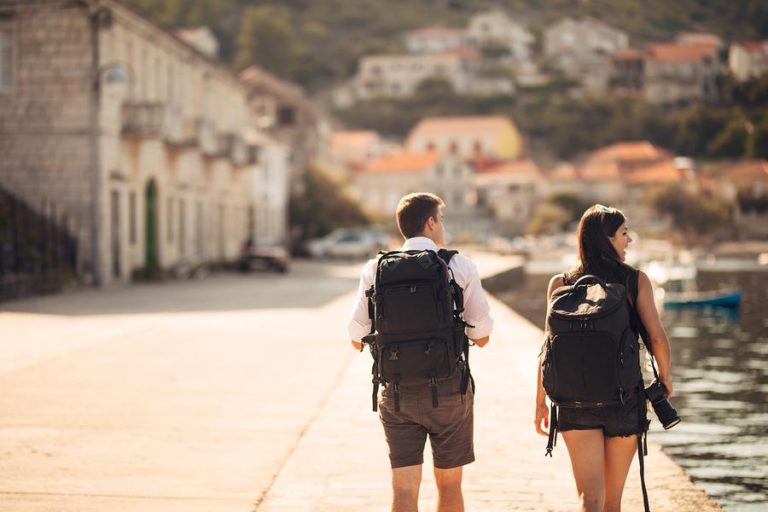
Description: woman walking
534,204,674,512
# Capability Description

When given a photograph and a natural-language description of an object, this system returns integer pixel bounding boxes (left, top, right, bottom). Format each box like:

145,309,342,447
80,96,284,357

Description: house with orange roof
473,159,544,235
729,41,768,82
643,43,721,104
613,42,722,103
352,152,489,235
404,26,466,54
575,141,692,228
405,116,524,161
328,131,388,177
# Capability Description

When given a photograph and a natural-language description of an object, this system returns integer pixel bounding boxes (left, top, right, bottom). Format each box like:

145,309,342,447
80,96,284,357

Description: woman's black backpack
542,274,642,409
361,249,472,413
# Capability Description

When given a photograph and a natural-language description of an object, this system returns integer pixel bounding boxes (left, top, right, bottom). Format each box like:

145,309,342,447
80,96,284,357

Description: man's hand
470,336,489,347
351,339,363,351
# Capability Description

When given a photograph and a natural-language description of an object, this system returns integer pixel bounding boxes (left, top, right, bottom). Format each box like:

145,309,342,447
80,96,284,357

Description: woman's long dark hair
566,204,631,281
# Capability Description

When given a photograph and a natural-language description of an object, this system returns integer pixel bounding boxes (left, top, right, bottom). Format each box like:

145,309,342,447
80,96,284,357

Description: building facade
466,10,534,63
642,43,721,104
544,17,629,93
404,26,466,54
405,116,524,161
0,0,289,285
729,41,768,82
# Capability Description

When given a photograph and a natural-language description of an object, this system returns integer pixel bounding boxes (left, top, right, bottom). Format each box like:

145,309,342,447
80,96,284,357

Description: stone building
466,10,534,63
239,65,329,196
0,0,289,285
544,17,629,93
643,43,721,104
473,159,544,236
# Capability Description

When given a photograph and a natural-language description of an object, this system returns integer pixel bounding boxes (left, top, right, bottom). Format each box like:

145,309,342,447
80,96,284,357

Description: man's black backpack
362,249,472,413
542,274,652,511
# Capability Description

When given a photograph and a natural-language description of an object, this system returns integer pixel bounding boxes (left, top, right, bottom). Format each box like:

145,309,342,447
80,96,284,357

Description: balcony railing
122,101,164,137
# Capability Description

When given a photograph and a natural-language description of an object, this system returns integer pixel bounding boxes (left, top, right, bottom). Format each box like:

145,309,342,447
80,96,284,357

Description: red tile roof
475,159,542,177
548,163,580,182
360,151,442,174
734,41,768,54
623,160,684,184
723,160,768,182
590,141,672,163
646,43,719,63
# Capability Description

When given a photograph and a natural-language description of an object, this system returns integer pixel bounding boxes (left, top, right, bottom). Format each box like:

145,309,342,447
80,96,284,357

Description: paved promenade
0,258,721,511
256,292,721,512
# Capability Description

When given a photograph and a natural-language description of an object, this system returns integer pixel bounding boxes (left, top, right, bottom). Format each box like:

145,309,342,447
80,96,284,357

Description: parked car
239,238,290,273
306,228,390,259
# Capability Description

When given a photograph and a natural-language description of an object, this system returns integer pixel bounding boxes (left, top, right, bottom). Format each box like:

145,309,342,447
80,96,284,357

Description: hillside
123,0,768,92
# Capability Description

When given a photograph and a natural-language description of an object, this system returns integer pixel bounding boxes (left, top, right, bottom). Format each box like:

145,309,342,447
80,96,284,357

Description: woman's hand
535,401,550,436
660,373,674,398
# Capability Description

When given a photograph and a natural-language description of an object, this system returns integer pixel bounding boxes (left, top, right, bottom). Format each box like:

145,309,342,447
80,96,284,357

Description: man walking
348,192,494,512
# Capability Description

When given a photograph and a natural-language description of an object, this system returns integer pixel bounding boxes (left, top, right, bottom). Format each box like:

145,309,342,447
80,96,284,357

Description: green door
145,180,158,272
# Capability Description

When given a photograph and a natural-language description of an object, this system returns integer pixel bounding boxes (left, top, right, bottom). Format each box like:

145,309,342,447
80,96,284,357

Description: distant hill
123,0,768,92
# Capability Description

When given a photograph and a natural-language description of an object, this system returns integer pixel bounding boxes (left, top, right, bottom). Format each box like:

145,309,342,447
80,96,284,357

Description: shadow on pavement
0,260,363,316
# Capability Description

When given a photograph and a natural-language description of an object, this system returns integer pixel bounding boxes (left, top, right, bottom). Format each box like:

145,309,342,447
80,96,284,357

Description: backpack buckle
389,347,399,361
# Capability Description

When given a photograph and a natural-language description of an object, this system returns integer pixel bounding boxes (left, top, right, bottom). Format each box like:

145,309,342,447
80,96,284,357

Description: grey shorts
378,372,474,469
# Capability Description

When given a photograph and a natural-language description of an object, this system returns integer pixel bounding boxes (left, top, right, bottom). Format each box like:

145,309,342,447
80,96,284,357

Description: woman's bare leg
562,429,606,512
602,435,638,512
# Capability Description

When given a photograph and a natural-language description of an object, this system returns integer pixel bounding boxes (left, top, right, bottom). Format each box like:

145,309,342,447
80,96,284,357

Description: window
179,199,186,255
0,28,15,93
278,106,295,126
129,191,137,244
167,196,174,243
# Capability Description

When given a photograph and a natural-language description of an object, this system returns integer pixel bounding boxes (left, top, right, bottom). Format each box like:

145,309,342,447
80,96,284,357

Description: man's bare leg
392,464,422,512
434,466,464,512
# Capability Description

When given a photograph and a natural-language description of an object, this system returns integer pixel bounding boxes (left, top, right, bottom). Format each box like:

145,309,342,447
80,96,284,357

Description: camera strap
637,385,651,511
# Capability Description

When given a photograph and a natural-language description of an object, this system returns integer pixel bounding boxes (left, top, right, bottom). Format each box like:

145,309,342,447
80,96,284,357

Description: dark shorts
558,391,647,437
378,372,474,469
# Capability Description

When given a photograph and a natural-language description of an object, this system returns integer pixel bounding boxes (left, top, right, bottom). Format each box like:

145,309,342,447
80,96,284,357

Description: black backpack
542,274,652,511
361,249,472,413
542,274,642,409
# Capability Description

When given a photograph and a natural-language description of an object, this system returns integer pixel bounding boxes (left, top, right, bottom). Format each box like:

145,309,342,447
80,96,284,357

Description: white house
729,41,768,82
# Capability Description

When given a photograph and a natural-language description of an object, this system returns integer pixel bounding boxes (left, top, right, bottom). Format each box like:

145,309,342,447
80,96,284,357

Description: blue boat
663,290,742,308
645,261,742,309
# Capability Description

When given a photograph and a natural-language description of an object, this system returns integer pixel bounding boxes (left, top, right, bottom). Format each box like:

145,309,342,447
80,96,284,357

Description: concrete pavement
256,292,721,512
0,257,721,511
0,262,360,511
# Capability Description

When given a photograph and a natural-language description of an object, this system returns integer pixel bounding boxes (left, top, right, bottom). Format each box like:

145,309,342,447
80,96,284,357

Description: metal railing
0,186,78,301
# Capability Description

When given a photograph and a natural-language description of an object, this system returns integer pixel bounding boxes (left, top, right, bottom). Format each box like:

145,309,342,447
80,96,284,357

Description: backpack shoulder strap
437,248,458,266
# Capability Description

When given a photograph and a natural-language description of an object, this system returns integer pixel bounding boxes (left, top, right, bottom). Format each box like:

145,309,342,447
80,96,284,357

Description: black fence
0,186,78,302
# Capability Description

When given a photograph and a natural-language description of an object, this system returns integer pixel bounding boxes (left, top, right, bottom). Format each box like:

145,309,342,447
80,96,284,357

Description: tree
549,192,592,223
289,166,372,251
526,203,570,236
234,6,306,80
649,184,731,238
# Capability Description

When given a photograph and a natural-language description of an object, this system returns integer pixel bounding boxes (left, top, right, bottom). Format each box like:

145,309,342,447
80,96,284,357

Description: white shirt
347,237,494,341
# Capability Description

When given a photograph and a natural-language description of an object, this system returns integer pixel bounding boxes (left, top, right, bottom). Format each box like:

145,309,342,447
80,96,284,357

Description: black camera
644,380,681,430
